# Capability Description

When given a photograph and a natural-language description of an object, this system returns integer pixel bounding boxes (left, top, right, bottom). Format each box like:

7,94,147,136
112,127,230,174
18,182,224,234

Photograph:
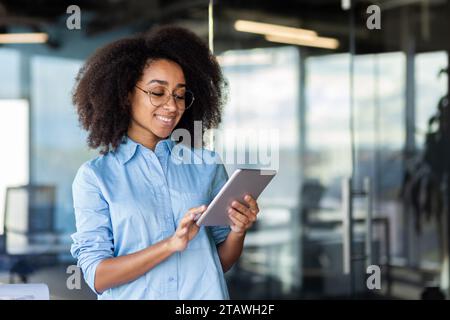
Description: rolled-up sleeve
208,158,231,245
70,162,114,294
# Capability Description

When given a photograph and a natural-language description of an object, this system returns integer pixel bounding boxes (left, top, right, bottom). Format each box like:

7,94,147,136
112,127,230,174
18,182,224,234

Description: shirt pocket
169,188,211,250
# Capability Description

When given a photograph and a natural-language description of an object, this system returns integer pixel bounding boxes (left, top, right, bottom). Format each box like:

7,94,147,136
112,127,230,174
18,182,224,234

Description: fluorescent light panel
265,34,339,49
0,33,48,44
234,20,317,40
234,20,339,50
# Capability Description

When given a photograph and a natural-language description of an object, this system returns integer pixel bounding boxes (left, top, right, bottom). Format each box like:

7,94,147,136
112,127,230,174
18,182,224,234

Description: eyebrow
147,79,186,88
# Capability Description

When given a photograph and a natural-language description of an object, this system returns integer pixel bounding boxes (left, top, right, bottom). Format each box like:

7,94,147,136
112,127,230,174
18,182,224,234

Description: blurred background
0,0,449,300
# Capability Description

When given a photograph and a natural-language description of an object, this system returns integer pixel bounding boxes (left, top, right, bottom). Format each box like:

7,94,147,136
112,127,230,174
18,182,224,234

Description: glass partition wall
212,0,450,299
351,1,449,300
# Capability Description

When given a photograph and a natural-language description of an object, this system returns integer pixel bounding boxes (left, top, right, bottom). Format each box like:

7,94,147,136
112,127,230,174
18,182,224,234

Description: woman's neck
127,127,162,151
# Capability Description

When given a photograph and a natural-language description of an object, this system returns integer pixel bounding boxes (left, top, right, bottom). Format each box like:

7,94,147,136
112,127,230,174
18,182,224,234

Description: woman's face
128,59,186,144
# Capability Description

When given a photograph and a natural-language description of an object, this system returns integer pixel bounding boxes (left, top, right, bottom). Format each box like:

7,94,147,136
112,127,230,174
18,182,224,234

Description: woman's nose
162,95,178,111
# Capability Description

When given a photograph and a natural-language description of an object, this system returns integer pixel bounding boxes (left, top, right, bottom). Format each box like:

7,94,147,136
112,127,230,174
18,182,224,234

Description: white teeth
155,115,173,123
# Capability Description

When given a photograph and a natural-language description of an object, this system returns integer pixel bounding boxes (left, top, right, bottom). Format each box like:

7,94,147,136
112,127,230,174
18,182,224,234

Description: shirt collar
115,135,176,165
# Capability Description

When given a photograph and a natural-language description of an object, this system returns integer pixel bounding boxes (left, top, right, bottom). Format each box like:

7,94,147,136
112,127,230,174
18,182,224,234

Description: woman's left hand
227,194,260,236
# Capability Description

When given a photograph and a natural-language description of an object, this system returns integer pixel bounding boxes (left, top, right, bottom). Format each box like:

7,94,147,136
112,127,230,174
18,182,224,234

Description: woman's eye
175,94,185,100
151,92,165,97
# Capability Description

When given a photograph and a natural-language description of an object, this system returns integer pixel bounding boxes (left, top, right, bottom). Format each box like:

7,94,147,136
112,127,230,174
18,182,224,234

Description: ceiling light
0,33,49,44
234,20,317,40
265,34,339,50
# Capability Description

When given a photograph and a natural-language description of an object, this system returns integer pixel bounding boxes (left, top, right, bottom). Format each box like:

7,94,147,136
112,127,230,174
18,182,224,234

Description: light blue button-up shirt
70,136,231,299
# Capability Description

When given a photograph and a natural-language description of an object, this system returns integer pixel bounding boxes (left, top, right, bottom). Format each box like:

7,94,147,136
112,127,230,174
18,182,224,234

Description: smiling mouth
154,114,175,126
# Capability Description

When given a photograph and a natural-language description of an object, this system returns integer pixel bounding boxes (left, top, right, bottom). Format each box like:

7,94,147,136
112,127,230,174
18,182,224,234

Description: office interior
0,0,449,300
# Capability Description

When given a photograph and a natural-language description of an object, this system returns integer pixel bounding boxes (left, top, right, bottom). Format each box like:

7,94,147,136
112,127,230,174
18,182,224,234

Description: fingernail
245,195,251,200
228,208,233,214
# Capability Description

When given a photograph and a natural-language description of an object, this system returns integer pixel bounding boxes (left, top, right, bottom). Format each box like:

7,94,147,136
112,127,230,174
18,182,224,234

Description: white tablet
196,168,277,226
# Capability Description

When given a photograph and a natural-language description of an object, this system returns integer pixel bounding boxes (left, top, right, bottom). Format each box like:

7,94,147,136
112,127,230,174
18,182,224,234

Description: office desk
6,242,71,256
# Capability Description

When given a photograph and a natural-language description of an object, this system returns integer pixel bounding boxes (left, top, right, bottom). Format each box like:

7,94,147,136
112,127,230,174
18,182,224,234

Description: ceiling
0,0,449,56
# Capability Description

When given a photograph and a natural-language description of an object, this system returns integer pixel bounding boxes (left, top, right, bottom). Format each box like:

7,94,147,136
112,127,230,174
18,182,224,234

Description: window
0,49,21,99
0,100,29,234
218,46,301,294
31,56,96,235
415,51,448,148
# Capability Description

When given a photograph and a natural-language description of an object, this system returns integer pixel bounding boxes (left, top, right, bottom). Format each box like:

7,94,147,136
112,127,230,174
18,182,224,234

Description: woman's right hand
94,205,207,293
169,205,207,252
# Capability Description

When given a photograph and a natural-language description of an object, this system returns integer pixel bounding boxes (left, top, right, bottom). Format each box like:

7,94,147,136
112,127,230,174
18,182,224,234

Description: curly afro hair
72,25,228,154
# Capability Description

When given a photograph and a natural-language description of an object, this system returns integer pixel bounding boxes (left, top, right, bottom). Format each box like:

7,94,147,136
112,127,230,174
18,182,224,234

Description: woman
70,26,260,300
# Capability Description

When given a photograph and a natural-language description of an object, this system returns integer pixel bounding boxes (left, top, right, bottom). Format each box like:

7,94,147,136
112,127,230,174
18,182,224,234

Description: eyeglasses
135,85,195,110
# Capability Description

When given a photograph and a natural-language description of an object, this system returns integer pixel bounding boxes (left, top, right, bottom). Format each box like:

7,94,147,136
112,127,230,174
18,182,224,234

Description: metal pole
342,177,354,296
364,177,373,268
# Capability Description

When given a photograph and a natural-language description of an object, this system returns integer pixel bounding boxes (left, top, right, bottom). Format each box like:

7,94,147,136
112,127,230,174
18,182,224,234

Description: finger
231,200,249,214
180,213,197,229
180,220,191,230
231,200,257,221
181,206,207,222
181,205,207,225
229,214,246,229
179,215,191,227
191,205,207,222
244,194,259,213
228,207,249,225
177,226,188,237
191,223,199,232
246,211,257,222
187,205,208,215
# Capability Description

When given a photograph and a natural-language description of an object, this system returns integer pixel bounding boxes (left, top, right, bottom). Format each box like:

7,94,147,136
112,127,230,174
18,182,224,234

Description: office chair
1,185,57,283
